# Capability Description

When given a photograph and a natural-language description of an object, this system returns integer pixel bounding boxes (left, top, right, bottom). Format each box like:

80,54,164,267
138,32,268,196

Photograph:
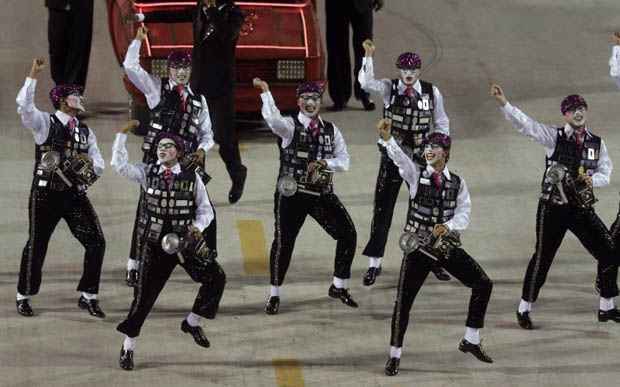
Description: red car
106,0,325,124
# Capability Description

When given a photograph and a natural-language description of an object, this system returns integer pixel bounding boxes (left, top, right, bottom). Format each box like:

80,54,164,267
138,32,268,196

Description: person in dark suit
134,0,248,203
325,0,383,111
45,0,94,89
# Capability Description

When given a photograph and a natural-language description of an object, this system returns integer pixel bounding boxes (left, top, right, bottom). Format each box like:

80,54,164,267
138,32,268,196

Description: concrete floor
2,1,620,386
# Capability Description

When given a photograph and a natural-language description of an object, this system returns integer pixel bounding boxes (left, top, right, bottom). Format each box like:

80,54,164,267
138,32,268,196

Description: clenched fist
377,118,392,141
363,39,375,57
489,83,508,106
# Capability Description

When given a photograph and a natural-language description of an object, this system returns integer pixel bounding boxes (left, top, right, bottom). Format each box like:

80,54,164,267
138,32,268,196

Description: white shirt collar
563,123,591,139
425,164,451,180
157,161,182,175
297,112,323,129
54,110,77,126
397,79,421,94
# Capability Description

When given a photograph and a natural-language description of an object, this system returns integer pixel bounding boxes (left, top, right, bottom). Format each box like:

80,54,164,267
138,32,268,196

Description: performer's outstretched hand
363,39,375,57
185,149,206,169
253,78,269,92
29,58,45,79
377,118,392,141
135,25,148,41
489,83,508,106
118,120,140,134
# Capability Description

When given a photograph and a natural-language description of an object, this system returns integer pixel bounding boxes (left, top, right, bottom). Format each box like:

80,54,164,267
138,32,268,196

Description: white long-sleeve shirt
123,39,214,153
500,102,612,188
379,137,471,231
260,91,350,172
111,133,213,232
16,77,105,176
609,45,620,89
358,57,450,134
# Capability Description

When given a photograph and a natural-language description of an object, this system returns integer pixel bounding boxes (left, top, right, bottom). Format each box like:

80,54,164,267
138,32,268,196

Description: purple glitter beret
167,51,192,69
396,52,422,70
49,84,83,109
560,94,588,115
154,131,186,156
296,81,324,97
426,132,451,150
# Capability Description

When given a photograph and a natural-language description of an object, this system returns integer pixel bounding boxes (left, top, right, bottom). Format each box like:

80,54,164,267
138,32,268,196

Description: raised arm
324,125,350,172
123,27,162,109
358,40,391,104
110,121,147,186
444,178,471,231
377,119,420,186
253,78,295,145
490,83,556,149
16,58,51,145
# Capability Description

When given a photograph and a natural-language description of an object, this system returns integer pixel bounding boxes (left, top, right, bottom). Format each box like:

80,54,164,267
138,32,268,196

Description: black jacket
144,0,244,98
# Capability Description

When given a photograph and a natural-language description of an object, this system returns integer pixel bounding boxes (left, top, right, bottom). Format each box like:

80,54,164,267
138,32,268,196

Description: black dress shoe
265,296,280,315
516,311,533,330
181,319,210,348
326,104,346,112
598,308,620,322
431,265,451,281
384,357,400,376
78,296,106,318
363,266,382,286
126,269,139,287
360,96,376,111
16,299,34,317
119,347,134,371
228,166,247,204
328,285,358,308
458,339,493,363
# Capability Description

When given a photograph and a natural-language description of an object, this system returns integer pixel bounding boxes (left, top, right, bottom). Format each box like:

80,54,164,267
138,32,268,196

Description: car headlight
277,60,305,80
150,59,168,78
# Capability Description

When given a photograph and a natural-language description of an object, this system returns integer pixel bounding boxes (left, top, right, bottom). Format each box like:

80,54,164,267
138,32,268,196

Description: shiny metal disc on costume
546,164,567,184
277,175,298,197
399,232,420,254
40,151,61,170
161,233,181,254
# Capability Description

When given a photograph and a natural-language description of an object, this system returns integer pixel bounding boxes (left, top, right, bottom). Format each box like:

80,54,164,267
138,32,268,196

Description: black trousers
17,186,106,296
325,0,373,106
205,94,246,183
47,0,93,88
269,191,357,286
522,200,619,302
363,151,408,258
390,248,493,347
117,241,226,338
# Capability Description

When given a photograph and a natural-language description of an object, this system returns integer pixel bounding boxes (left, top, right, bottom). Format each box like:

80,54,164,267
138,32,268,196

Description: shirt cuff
115,132,128,147
136,13,145,22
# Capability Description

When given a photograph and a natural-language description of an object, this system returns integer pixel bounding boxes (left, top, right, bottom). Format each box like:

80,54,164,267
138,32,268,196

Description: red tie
432,171,442,189
405,85,415,98
175,84,187,111
162,168,174,190
309,119,320,137
68,117,77,130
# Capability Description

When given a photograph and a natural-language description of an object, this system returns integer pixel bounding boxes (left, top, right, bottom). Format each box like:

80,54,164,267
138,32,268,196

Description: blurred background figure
325,0,383,111
609,32,620,89
46,0,94,89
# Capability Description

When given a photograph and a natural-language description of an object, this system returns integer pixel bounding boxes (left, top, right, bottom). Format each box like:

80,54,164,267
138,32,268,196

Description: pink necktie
432,171,442,189
68,117,77,130
175,84,187,111
163,168,174,190
309,119,320,137
405,85,415,98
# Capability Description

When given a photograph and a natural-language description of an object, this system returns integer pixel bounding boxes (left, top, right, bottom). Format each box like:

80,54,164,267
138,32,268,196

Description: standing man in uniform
134,0,248,203
254,78,359,315
325,0,383,111
112,124,226,371
358,40,451,285
45,0,94,89
122,26,216,287
15,58,106,318
377,119,494,376
490,83,620,329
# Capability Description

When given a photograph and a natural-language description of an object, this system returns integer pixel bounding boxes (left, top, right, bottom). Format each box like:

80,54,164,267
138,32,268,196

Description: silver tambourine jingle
277,175,298,197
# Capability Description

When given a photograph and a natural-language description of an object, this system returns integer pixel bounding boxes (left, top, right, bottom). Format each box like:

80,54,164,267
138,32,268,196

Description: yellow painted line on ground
273,358,304,387
237,219,268,275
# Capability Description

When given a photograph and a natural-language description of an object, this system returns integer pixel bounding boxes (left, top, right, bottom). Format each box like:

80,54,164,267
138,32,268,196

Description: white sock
81,292,97,300
518,299,532,314
127,259,139,271
16,292,29,301
369,257,382,268
270,286,280,297
333,277,345,289
123,336,136,351
600,297,615,311
389,346,402,359
186,312,202,327
464,327,480,345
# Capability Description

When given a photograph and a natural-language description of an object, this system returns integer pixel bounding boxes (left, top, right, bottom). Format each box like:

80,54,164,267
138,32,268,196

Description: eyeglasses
157,142,177,150
299,94,321,102
424,144,443,150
